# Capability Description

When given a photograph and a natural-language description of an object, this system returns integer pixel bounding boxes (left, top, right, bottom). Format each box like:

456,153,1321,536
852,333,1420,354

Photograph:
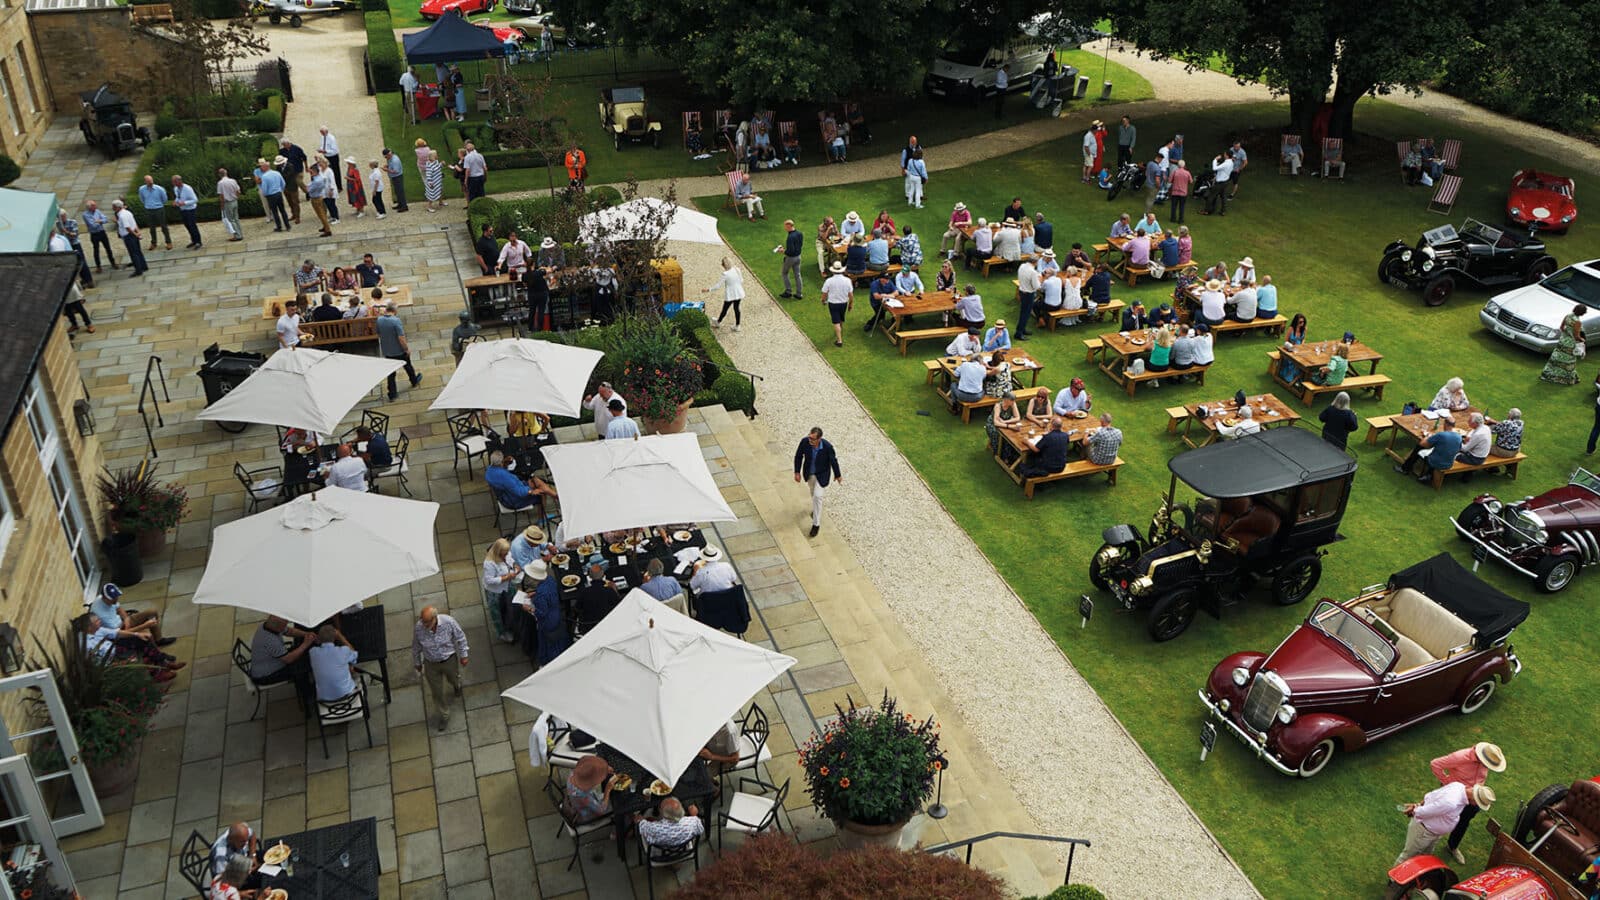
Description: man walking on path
306,162,335,237
1430,742,1506,863
82,200,117,271
383,148,409,212
319,126,342,190
112,199,147,277
463,142,488,200
778,219,804,298
793,427,842,538
377,303,424,401
260,158,291,231
137,175,172,250
216,168,243,241
171,175,202,249
412,606,469,732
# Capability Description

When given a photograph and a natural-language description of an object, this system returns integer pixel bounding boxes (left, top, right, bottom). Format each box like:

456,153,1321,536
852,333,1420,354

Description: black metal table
551,529,707,633
341,604,391,703
492,430,559,476
260,817,379,899
595,745,715,861
281,445,336,497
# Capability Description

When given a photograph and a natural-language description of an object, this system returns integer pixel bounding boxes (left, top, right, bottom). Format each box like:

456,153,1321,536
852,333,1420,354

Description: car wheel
290,13,302,25
1533,553,1580,593
1523,257,1557,284
1513,783,1569,844
1422,273,1456,307
1271,555,1322,606
1296,738,1337,778
1458,678,1495,714
1088,544,1116,590
1146,586,1199,642
1106,183,1121,202
1391,868,1460,899
1456,501,1489,536
1377,253,1408,287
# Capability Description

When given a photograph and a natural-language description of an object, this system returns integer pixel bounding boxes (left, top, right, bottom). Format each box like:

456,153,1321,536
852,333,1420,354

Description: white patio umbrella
193,489,441,625
577,197,721,245
540,433,735,537
428,339,603,418
502,588,796,784
196,347,404,435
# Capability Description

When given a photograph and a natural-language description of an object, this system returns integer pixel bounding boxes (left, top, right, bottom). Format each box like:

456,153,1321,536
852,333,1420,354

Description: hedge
125,134,279,225
366,11,402,94
671,308,752,413
0,154,18,187
155,89,286,139
1022,886,1107,900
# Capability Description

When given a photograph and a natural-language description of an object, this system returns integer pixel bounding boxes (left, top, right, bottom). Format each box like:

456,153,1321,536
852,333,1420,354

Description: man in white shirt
993,219,1021,262
1039,268,1064,310
964,219,993,271
820,261,854,348
583,383,626,438
951,355,987,405
216,167,243,242
1460,413,1493,466
1015,258,1041,340
945,328,982,357
113,199,148,276
604,400,641,439
318,126,341,190
1396,782,1492,866
1217,406,1262,440
276,307,308,350
1053,378,1092,415
689,546,739,594
462,141,488,200
1206,153,1234,216
1081,125,1098,182
309,625,360,701
399,67,420,123
497,229,532,277
322,444,369,491
1229,283,1258,321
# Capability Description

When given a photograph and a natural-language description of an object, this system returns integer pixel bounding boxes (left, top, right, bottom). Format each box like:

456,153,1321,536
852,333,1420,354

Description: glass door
0,753,79,900
0,672,103,837
20,378,98,603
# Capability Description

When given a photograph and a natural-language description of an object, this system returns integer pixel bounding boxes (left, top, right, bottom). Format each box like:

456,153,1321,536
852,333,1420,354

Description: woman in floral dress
1540,304,1587,385
423,150,445,211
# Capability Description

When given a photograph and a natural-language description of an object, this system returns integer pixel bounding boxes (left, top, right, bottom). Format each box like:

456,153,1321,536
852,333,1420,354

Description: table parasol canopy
428,339,603,418
539,433,735,537
195,347,404,435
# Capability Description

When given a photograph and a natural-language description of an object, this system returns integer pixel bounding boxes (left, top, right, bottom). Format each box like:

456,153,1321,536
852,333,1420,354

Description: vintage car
1385,819,1584,900
1511,777,1600,889
476,21,522,43
597,86,661,150
1453,467,1600,593
510,12,600,47
1379,218,1559,307
77,85,151,158
248,0,351,27
419,0,494,21
1200,553,1528,777
1479,259,1600,354
1507,169,1577,234
1089,427,1356,641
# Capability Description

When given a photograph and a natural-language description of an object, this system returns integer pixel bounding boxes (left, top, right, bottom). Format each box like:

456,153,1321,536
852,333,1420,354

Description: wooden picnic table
1178,392,1301,448
261,285,414,319
1094,327,1157,385
1383,407,1480,466
991,415,1095,477
930,347,1045,393
879,290,958,344
1276,338,1383,377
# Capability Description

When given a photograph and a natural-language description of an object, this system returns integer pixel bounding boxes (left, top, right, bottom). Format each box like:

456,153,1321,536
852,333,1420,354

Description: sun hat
1471,784,1496,809
540,237,556,249
994,318,1006,327
522,559,548,581
829,262,845,274
1003,218,1017,226
273,155,288,167
700,546,723,561
1238,256,1255,267
523,525,547,544
1474,742,1507,773
1205,279,1225,291
1092,119,1103,127
569,755,609,790
953,202,967,211
1042,249,1056,258
845,211,860,222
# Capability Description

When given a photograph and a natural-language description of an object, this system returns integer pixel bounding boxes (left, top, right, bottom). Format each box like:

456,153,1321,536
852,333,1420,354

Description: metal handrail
922,831,1092,887
135,355,168,459
726,366,763,419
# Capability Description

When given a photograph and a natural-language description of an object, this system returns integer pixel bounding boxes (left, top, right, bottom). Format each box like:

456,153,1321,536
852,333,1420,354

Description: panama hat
522,525,547,544
1042,249,1056,258
1205,279,1225,291
1471,784,1496,809
540,237,557,249
700,546,723,561
1091,119,1103,127
522,559,548,581
845,211,860,222
273,155,289,167
1238,256,1255,267
993,318,1006,327
1474,742,1507,773
1002,217,1017,226
829,262,845,274
953,201,967,211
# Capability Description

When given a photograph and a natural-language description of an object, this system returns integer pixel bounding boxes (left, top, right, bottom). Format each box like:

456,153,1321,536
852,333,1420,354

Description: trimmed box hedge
366,11,402,94
125,134,280,225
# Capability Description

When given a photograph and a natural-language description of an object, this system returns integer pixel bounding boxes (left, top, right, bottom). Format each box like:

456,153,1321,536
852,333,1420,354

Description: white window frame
0,60,18,137
0,481,13,570
20,378,96,598
13,42,39,115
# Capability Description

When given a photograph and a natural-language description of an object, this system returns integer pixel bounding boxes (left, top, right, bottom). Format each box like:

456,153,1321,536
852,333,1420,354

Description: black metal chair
315,677,372,758
543,769,613,870
716,778,788,851
230,638,298,720
177,829,212,898
637,829,701,899
234,462,284,513
724,704,774,794
339,408,391,444
369,432,412,496
447,411,491,477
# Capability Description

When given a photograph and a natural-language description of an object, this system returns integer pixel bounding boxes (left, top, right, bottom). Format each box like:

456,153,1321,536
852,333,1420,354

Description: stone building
0,0,52,161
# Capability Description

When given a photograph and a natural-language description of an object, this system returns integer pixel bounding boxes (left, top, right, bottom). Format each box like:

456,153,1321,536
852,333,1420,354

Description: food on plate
263,843,291,865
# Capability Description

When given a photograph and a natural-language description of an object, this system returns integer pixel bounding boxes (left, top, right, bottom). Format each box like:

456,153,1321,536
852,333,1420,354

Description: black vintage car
1379,218,1558,307
78,85,151,158
1089,427,1357,641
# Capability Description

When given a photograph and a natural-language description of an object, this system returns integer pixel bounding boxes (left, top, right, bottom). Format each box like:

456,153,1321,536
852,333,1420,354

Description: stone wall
28,7,192,114
0,6,52,162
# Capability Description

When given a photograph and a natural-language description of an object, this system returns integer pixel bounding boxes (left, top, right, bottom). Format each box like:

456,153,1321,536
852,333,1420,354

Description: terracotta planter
836,816,910,850
643,400,693,435
88,752,139,798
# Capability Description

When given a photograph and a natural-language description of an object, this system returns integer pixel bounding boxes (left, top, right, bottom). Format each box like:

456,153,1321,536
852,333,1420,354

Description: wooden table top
1391,407,1479,442
932,347,1044,378
463,274,513,289
1108,231,1166,249
995,417,1098,455
1185,393,1300,434
261,284,413,319
885,290,957,319
1099,328,1161,359
1283,338,1382,369
1185,280,1239,300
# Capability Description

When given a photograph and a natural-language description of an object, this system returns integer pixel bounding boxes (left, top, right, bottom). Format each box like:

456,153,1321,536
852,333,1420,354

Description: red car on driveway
1507,169,1577,234
1200,553,1528,778
419,0,495,21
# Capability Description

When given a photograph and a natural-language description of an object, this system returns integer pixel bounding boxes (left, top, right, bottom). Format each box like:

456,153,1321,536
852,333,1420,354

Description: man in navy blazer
793,427,843,537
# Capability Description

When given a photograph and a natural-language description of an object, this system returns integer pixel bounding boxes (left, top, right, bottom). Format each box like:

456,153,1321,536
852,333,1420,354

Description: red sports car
477,22,521,42
419,0,495,21
1507,169,1577,234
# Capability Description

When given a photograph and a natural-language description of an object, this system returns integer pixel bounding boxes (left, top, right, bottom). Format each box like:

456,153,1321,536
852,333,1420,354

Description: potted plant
604,312,705,434
29,625,165,798
98,464,188,558
799,693,943,849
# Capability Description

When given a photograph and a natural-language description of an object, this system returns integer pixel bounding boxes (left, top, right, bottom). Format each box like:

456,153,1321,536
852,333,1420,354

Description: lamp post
927,755,949,819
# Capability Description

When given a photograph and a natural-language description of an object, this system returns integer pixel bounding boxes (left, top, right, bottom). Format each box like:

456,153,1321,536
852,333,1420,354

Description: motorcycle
1105,162,1144,201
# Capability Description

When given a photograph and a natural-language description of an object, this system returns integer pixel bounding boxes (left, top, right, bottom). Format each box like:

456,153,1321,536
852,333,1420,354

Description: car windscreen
1541,266,1600,305
1309,602,1394,674
939,43,991,66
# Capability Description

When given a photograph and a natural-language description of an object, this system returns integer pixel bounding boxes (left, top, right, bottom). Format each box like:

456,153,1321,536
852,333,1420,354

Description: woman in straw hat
565,755,616,825
1429,742,1506,862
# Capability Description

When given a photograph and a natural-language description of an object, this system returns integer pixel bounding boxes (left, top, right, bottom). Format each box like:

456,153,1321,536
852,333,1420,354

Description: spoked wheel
1455,502,1488,536
1523,257,1557,284
1422,273,1456,307
1296,738,1337,778
1146,586,1199,642
1533,554,1579,592
1271,555,1322,606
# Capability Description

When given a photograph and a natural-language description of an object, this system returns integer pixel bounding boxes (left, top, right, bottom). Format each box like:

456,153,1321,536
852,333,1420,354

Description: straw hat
1042,249,1056,258
273,155,289,167
1205,279,1225,291
1474,742,1507,773
1471,784,1496,809
1091,119,1103,127
994,318,1006,327
540,237,557,249
1238,256,1255,268
845,211,860,223
522,559,548,581
569,755,609,790
953,202,967,211
1002,218,1017,226
700,546,723,561
523,525,547,544
829,262,845,274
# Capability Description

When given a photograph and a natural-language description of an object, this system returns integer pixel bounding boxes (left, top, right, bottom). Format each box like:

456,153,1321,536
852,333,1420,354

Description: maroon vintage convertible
1453,467,1600,593
1200,554,1529,777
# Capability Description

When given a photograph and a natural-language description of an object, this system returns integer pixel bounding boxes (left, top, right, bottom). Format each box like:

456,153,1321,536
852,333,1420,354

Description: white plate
385,287,399,294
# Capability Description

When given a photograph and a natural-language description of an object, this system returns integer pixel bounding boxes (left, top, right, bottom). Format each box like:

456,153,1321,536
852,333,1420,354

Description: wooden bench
1365,415,1396,445
1043,299,1124,331
1083,337,1104,362
941,385,1048,424
1439,138,1462,172
1121,263,1150,286
896,326,966,357
980,253,1035,278
1213,314,1286,338
1120,363,1207,397
851,264,905,286
1292,373,1392,406
922,359,942,384
1166,406,1191,432
131,3,173,23
1022,456,1125,499
1428,174,1462,216
1427,452,1525,491
302,317,379,348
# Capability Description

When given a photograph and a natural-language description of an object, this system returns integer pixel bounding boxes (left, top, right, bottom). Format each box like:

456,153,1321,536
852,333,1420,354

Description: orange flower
819,766,829,776
839,777,851,788
933,760,943,771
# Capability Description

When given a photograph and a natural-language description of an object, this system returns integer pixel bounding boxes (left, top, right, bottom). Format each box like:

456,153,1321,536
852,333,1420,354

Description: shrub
589,185,622,207
127,133,272,224
0,154,18,186
607,313,706,421
712,371,754,413
154,102,182,139
1024,886,1107,900
673,308,710,331
249,106,282,133
365,11,402,93
675,833,1006,900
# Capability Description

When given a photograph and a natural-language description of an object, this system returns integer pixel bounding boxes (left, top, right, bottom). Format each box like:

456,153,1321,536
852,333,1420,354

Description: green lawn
698,100,1600,899
377,49,1153,198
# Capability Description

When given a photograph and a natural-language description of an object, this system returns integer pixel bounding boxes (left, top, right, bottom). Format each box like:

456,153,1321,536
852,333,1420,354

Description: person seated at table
1109,213,1134,239
1018,219,1037,258
1150,303,1179,327
1061,267,1086,314
839,209,865,240
893,263,924,297
1021,417,1073,478
210,853,256,900
1311,342,1350,386
487,452,557,513
863,272,896,334
1121,299,1150,331
1486,408,1523,458
963,218,993,271
946,327,982,357
1191,323,1216,368
1134,211,1162,236
565,755,616,825
1087,263,1113,308
293,259,326,294
1459,412,1493,469
984,350,1015,397
1147,324,1174,387
1001,196,1027,224
1229,280,1258,322
281,427,322,453
1395,417,1463,482
328,266,358,292
343,295,368,318
575,564,621,632
1024,387,1053,426
994,219,1022,263
1255,274,1279,319
1053,377,1093,416
1217,405,1262,440
1319,392,1359,449
1197,279,1227,326
308,625,359,701
1429,377,1470,411
872,209,898,237
1231,256,1255,287
639,558,686,611
356,253,386,288
1275,313,1309,381
865,229,891,271
951,354,991,407
1176,226,1194,266
354,426,391,468
896,226,923,270
954,286,985,330
934,259,957,292
689,545,739,595
1036,247,1060,277
1158,231,1181,269
1066,243,1093,271
249,615,314,703
78,613,185,678
308,292,343,323
698,718,742,781
1203,260,1228,283
210,822,260,891
1127,231,1152,269
940,202,972,258
507,410,551,439
1038,265,1064,314
983,319,1012,352
844,234,869,277
987,391,1023,456
315,442,365,490
637,797,706,854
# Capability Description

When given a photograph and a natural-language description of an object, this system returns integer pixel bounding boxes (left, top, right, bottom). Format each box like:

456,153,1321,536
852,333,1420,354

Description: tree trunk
1286,90,1322,141
1327,75,1372,140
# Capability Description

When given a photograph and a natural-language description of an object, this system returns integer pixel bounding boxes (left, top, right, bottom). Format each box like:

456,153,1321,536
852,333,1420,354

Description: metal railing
726,366,763,419
922,832,1092,887
136,356,169,459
